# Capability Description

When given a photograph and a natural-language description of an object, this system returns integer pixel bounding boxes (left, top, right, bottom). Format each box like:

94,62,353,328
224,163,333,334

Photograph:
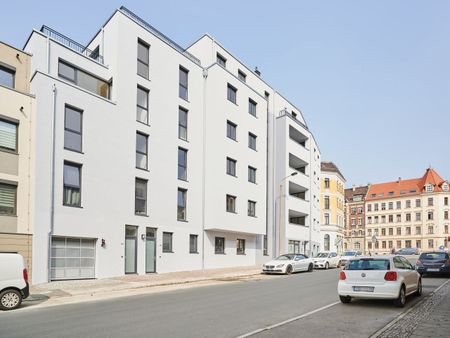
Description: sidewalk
26,265,263,308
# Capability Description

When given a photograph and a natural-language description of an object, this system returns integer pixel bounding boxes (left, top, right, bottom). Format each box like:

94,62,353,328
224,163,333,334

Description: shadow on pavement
20,294,50,309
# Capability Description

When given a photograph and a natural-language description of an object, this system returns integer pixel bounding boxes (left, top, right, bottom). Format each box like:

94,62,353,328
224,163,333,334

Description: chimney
254,67,261,76
352,184,355,191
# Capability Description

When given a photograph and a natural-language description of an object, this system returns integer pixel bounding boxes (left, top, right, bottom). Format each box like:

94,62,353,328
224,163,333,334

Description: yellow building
320,161,346,254
0,41,34,276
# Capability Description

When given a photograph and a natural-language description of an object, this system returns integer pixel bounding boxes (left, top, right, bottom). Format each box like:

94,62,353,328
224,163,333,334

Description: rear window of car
419,253,447,260
346,259,390,270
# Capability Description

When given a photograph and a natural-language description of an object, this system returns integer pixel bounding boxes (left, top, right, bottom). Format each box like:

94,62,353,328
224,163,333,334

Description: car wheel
286,265,293,275
394,286,406,307
308,263,314,272
339,295,351,304
325,262,329,270
415,279,422,297
0,289,23,311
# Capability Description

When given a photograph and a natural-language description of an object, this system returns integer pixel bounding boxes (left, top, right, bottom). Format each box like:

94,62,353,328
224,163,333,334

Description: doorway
125,225,137,274
146,227,157,273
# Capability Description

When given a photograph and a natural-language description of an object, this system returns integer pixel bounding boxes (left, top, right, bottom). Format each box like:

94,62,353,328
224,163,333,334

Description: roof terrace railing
119,6,201,65
40,25,104,64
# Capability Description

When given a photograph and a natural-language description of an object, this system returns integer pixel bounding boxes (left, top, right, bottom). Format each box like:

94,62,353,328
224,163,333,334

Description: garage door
51,237,96,280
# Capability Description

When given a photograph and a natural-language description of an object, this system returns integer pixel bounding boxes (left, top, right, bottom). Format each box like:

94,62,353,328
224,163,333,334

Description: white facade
24,7,321,284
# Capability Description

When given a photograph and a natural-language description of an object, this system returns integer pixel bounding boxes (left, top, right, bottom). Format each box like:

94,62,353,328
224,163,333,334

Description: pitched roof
345,186,369,202
366,168,448,201
321,161,345,181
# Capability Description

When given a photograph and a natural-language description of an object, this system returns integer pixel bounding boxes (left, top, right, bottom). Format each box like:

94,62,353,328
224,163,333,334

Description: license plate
353,286,374,292
427,268,439,272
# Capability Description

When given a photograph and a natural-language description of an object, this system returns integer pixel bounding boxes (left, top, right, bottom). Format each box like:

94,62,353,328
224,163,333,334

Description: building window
0,65,15,88
406,200,411,208
217,53,227,67
248,200,256,217
58,60,109,98
237,239,246,255
428,197,433,206
227,83,237,103
227,121,237,140
367,216,372,224
388,215,393,223
428,226,434,234
136,86,149,124
0,118,18,152
178,148,187,181
178,107,188,141
263,235,268,255
368,229,372,236
406,213,411,222
325,213,330,225
179,66,189,100
381,228,386,236
63,162,81,207
381,203,386,210
396,201,401,209
163,232,173,252
382,241,386,249
248,166,256,183
226,157,236,176
324,178,330,189
135,178,147,215
445,197,448,206
406,227,411,235
374,216,379,224
0,182,17,215
324,196,330,209
177,188,187,221
248,99,257,117
381,215,386,223
189,234,198,253
389,228,393,236
445,225,449,234
136,132,148,170
374,203,379,211
445,211,449,220
248,133,257,150
428,211,433,220
357,207,363,214
426,184,433,192
324,235,330,251
416,212,421,221
137,39,150,78
215,237,225,254
415,199,421,208
405,240,411,248
416,226,421,235
63,105,83,152
396,214,401,222
238,69,246,82
367,204,372,212
388,202,393,210
428,239,433,248
416,240,421,249
226,194,236,213
397,240,402,249
351,218,356,226
397,227,401,235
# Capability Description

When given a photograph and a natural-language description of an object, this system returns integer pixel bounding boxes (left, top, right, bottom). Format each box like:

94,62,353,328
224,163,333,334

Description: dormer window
425,184,433,192
442,183,449,192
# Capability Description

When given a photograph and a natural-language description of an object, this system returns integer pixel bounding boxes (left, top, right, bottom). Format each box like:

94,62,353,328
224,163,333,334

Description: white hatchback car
338,255,422,307
314,252,340,269
0,253,30,311
263,254,314,274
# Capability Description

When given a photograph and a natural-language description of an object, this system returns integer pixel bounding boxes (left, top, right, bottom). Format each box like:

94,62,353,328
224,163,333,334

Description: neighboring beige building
0,41,34,276
344,186,368,252
320,161,346,254
365,168,450,255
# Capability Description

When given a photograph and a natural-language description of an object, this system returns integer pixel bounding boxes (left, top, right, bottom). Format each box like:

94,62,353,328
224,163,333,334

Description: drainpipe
201,68,208,270
309,134,312,257
47,83,57,282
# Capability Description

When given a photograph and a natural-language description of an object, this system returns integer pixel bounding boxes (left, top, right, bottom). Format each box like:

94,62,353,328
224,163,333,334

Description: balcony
40,26,104,64
289,153,308,175
287,181,309,213
288,210,308,226
289,125,308,148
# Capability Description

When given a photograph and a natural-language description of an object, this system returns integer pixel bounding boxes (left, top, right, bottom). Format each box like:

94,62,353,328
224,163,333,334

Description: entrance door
125,226,137,274
145,228,157,273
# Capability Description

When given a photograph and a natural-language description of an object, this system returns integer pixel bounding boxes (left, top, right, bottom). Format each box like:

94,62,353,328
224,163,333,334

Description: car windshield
276,255,294,261
419,253,447,260
346,259,390,270
316,253,328,258
343,251,356,256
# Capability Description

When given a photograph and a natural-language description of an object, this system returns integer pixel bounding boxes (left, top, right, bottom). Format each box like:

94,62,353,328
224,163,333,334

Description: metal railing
40,25,104,64
278,109,309,130
119,6,201,65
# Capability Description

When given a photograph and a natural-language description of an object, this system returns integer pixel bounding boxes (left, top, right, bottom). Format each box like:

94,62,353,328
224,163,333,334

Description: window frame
237,239,246,255
226,120,237,141
216,53,227,67
0,117,18,153
162,232,173,253
137,39,150,79
248,98,257,117
136,86,149,124
248,132,257,150
178,147,188,181
238,69,246,82
179,66,189,100
0,64,15,88
178,107,188,141
0,181,17,216
64,105,83,153
248,200,256,217
189,234,198,254
226,194,236,213
215,236,225,254
227,83,237,104
248,166,256,184
177,188,187,221
136,132,148,170
135,177,148,216
226,157,237,177
63,161,82,207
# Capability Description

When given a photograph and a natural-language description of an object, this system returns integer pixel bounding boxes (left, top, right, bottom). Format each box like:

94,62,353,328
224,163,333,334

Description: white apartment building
24,6,321,284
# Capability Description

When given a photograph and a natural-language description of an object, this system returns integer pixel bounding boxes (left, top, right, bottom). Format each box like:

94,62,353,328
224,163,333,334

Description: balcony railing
40,25,104,64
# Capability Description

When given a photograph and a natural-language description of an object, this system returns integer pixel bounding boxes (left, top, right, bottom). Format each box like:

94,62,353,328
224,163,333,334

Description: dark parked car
395,248,420,255
416,252,450,276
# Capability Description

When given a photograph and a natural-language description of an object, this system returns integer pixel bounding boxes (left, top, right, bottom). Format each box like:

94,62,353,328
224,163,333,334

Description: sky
2,0,449,186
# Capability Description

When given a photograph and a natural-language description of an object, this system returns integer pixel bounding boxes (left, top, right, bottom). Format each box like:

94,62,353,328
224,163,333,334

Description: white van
0,253,30,310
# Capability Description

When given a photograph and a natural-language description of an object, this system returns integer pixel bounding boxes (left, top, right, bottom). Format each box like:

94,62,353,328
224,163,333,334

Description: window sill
0,214,17,217
178,178,189,183
63,204,83,209
227,137,238,142
237,253,246,255
179,137,189,143
179,97,190,103
177,219,188,223
163,251,174,253
248,215,257,218
64,147,84,154
227,174,238,178
227,100,238,106
137,73,151,82
226,211,237,214
215,252,226,255
190,252,199,254
0,148,18,155
136,167,150,172
137,120,151,127
135,213,149,217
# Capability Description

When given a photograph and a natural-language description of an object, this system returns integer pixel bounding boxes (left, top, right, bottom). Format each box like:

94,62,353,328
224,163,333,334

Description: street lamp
277,172,298,256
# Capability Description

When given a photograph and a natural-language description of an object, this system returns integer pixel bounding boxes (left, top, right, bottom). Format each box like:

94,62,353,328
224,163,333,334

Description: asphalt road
0,269,447,338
